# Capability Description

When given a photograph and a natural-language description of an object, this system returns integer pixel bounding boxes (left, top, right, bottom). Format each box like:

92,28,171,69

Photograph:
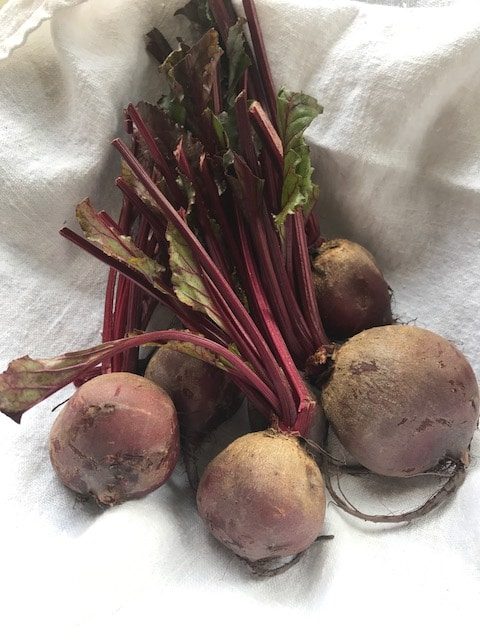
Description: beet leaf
276,90,322,229
76,199,166,289
0,330,280,424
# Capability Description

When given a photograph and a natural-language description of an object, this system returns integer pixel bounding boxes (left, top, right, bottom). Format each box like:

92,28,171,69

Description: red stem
242,0,277,121
113,137,296,425
208,0,234,43
102,272,116,342
259,146,280,214
236,211,311,426
126,104,184,205
199,157,242,273
292,210,329,347
212,63,222,114
249,101,283,168
250,214,311,361
201,274,271,387
263,216,316,357
235,91,261,175
195,201,232,283
124,215,152,373
305,213,324,249
112,277,130,372
284,215,295,290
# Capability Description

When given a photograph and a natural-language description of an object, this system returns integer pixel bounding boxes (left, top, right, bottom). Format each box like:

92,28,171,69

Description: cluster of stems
61,0,329,435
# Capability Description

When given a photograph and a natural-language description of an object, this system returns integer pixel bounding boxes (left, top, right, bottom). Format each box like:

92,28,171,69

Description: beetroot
145,346,242,490
312,239,392,340
197,430,326,562
145,346,240,431
49,372,179,506
321,325,479,476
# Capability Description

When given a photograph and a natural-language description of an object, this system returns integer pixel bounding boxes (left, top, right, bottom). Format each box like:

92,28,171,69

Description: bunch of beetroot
0,0,478,574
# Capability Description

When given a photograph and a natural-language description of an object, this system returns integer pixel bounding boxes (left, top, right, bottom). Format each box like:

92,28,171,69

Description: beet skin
321,325,479,476
197,430,326,562
49,372,179,506
145,346,239,432
312,238,392,340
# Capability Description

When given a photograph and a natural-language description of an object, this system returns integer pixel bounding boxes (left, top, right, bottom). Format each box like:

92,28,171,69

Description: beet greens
0,0,329,437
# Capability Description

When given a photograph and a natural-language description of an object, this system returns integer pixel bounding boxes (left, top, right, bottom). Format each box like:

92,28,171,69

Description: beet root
196,430,326,562
312,238,392,340
145,346,241,432
321,325,479,477
145,346,242,491
49,372,179,506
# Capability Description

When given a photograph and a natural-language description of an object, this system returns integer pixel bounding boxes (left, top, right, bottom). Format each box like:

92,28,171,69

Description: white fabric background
1,0,479,637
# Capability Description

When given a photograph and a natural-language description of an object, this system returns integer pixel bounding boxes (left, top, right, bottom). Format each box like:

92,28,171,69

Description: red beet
312,239,392,340
145,346,240,431
321,325,479,476
197,430,326,562
49,372,179,506
145,346,242,490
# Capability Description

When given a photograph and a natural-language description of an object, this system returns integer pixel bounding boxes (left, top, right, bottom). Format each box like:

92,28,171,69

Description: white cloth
1,0,480,637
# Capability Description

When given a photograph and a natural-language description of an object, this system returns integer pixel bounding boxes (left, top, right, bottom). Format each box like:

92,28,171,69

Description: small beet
197,430,326,562
145,346,240,432
312,238,392,340
321,325,479,476
49,372,179,506
145,346,242,491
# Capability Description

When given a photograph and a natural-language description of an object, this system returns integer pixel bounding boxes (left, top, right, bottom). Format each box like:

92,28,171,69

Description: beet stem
249,101,283,168
126,104,184,206
113,137,298,425
236,211,313,428
242,0,277,121
292,211,329,346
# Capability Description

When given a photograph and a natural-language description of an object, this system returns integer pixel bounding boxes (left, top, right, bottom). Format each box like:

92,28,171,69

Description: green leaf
225,18,251,106
275,89,323,230
159,94,187,126
166,223,225,329
279,149,305,220
205,108,229,152
276,89,322,152
218,110,238,152
76,199,166,290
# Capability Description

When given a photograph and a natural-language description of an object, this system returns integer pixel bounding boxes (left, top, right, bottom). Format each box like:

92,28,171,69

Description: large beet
197,430,326,562
49,373,179,506
312,239,392,340
321,325,479,476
